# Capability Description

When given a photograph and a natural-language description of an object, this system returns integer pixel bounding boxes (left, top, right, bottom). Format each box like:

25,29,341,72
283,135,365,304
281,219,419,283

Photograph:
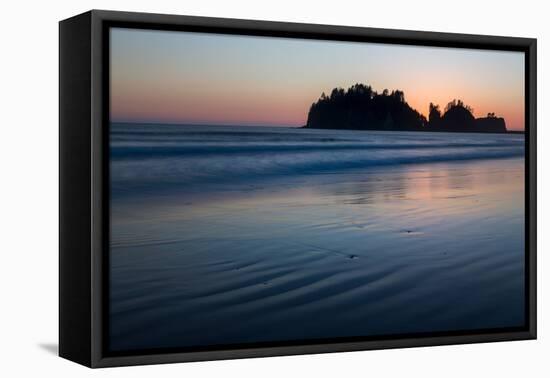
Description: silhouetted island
304,84,507,133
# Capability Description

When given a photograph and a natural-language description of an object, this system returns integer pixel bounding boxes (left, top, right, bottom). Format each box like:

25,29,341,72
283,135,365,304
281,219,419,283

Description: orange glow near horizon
111,28,525,130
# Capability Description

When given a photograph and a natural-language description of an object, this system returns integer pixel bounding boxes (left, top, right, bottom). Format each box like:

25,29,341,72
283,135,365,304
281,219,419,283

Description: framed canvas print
59,10,537,368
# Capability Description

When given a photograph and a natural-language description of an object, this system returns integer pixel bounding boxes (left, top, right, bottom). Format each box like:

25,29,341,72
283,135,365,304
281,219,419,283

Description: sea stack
305,84,507,133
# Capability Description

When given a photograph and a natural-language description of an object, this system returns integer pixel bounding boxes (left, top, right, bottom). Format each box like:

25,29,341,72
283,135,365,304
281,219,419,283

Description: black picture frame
59,9,537,368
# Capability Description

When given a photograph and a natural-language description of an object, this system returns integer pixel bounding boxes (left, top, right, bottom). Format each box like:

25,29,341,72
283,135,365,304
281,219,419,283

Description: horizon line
110,120,526,133
111,120,301,128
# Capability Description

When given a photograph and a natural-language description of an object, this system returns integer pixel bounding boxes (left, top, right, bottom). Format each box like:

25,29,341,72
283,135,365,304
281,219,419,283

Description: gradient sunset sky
110,28,525,130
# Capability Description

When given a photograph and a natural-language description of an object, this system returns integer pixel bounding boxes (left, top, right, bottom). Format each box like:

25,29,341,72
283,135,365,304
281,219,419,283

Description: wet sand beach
109,124,525,351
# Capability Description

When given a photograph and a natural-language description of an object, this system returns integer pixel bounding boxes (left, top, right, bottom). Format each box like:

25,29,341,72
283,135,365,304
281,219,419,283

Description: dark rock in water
348,254,358,259
305,85,507,134
401,229,425,236
305,84,426,131
427,100,507,133
475,116,507,133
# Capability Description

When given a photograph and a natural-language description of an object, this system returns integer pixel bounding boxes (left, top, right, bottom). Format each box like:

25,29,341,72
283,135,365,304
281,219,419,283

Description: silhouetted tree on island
428,102,442,129
305,84,507,133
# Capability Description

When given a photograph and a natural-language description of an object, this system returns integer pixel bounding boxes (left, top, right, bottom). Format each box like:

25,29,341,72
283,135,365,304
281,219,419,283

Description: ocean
109,123,525,351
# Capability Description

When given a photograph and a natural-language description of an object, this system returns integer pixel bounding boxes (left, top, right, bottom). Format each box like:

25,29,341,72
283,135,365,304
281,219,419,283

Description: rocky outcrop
305,85,508,133
475,116,507,133
305,84,426,131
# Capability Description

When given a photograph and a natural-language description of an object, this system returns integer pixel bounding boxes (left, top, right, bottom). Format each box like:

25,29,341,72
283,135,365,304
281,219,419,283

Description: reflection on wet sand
110,157,525,351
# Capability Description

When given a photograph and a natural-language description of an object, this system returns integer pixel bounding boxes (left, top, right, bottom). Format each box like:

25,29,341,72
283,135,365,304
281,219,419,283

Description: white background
0,0,547,376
